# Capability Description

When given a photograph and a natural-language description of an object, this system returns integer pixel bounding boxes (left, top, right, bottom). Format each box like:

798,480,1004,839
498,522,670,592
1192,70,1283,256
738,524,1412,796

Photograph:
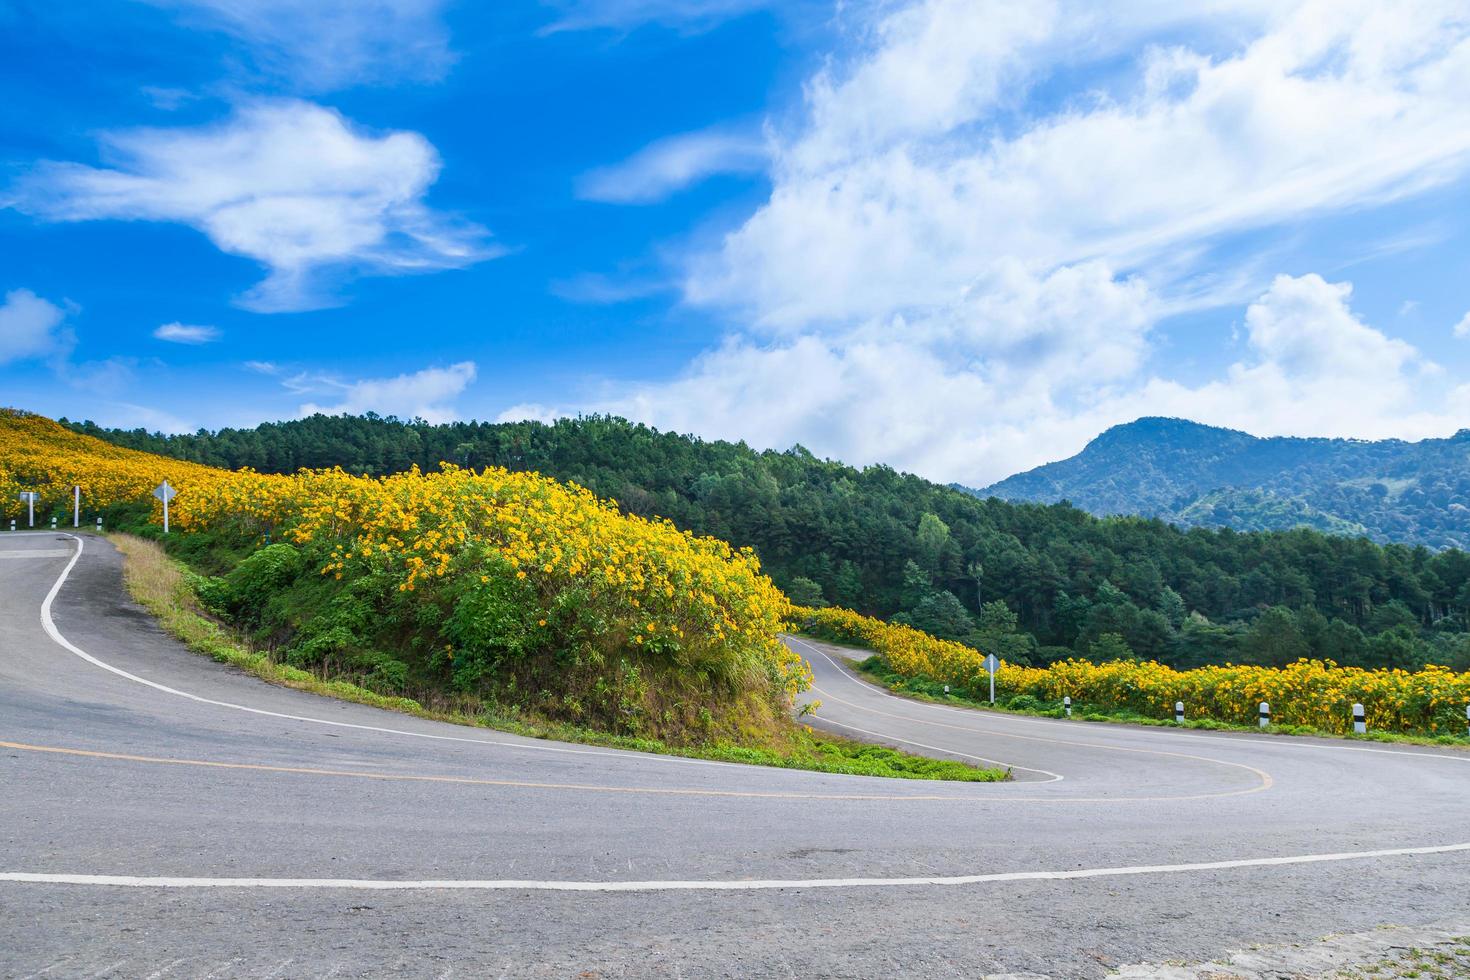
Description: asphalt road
2,531,1467,979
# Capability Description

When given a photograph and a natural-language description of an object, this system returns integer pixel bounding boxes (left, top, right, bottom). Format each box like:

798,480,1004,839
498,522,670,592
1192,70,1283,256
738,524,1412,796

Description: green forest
980,416,1470,550
67,412,1470,674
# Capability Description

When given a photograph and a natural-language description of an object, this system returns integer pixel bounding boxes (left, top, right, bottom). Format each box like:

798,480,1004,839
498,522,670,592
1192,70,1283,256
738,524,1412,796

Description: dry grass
112,532,425,714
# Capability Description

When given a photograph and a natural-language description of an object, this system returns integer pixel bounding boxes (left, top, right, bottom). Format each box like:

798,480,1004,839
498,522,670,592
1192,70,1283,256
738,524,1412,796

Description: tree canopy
66,412,1470,672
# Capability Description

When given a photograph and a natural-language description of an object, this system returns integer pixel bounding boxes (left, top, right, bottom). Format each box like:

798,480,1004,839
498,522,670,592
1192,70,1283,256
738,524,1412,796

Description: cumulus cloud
692,0,1470,328
8,100,496,312
0,289,69,365
300,361,477,423
582,0,1470,483
149,0,455,90
591,273,1461,485
153,322,221,344
578,126,768,204
1455,311,1470,338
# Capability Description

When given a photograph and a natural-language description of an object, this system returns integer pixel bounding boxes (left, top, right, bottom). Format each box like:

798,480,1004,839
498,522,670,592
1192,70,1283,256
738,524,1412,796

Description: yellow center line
0,739,991,802
2,737,1269,805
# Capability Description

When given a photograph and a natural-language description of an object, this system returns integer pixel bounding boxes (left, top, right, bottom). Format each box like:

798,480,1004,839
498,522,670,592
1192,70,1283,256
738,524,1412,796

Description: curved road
2,532,1467,978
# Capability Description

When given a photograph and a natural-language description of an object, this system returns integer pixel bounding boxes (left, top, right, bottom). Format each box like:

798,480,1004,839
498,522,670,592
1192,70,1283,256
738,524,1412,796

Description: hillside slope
4,409,804,745
64,411,1470,674
977,417,1470,549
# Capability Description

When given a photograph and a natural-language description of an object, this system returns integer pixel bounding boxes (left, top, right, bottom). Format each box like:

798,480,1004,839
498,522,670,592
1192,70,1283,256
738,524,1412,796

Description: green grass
113,533,1006,782
810,639,1470,751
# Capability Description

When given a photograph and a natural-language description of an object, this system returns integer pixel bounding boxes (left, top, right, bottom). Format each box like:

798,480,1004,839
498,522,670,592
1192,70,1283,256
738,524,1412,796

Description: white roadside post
73,485,80,528
153,480,177,534
982,653,1001,705
49,516,56,530
1063,695,1071,718
1259,701,1271,728
1353,702,1367,735
1175,700,1185,724
7,520,13,532
18,491,38,528
1465,704,1469,738
95,516,102,532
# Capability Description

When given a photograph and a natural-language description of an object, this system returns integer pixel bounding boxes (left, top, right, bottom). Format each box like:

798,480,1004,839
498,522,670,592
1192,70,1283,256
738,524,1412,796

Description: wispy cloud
539,0,776,35
153,322,221,344
8,100,499,313
147,0,455,90
577,126,768,204
550,271,673,304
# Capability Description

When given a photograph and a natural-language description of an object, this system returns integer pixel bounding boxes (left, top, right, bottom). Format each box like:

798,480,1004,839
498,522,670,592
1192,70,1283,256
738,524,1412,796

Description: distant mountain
974,418,1470,549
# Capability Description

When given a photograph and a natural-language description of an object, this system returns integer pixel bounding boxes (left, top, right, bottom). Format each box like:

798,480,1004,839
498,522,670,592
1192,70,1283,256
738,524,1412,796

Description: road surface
2,532,1467,978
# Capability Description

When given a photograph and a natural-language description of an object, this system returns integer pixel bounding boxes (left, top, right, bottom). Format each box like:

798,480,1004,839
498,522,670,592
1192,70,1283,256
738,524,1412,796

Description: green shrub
221,543,303,621
347,650,410,694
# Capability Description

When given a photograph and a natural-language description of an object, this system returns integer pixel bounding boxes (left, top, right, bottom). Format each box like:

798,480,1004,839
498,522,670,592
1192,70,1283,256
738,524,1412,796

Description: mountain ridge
976,417,1470,549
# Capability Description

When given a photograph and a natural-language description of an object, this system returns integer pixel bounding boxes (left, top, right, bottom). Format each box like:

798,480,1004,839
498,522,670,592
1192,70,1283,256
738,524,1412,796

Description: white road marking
808,715,1063,780
795,637,1275,793
29,535,840,779
4,839,1468,891
788,635,1470,767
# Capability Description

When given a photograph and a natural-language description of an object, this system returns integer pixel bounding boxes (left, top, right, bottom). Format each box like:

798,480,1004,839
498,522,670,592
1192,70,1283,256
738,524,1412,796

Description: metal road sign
981,653,1001,705
17,491,38,503
154,481,176,534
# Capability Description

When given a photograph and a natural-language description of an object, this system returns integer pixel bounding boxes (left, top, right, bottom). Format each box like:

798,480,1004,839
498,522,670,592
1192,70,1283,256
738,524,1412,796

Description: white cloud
149,0,454,90
550,272,672,304
300,361,477,423
693,0,1470,329
0,288,136,395
0,289,69,365
582,0,1470,483
153,322,221,344
140,86,198,111
243,359,279,374
539,0,777,35
578,127,768,204
495,402,562,424
8,100,496,313
1125,274,1439,442
590,273,1462,485
103,402,196,434
1454,311,1470,338
59,357,138,396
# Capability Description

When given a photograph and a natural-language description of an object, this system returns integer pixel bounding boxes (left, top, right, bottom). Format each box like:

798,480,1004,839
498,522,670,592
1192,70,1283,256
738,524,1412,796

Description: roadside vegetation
115,533,1002,781
800,606,1470,743
4,409,1003,781
63,411,1470,677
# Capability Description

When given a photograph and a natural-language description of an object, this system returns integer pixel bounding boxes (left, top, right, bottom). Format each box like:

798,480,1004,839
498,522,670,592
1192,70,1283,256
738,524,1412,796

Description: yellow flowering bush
797,605,1470,736
3,409,807,739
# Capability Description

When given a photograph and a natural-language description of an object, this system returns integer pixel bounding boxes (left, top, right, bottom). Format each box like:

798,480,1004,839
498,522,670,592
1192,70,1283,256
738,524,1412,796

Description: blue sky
4,0,1470,486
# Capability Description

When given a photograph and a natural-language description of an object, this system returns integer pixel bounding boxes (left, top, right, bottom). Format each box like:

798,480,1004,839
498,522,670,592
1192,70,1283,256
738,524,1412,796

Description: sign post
17,491,38,528
982,653,1001,705
73,485,81,528
153,480,177,534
